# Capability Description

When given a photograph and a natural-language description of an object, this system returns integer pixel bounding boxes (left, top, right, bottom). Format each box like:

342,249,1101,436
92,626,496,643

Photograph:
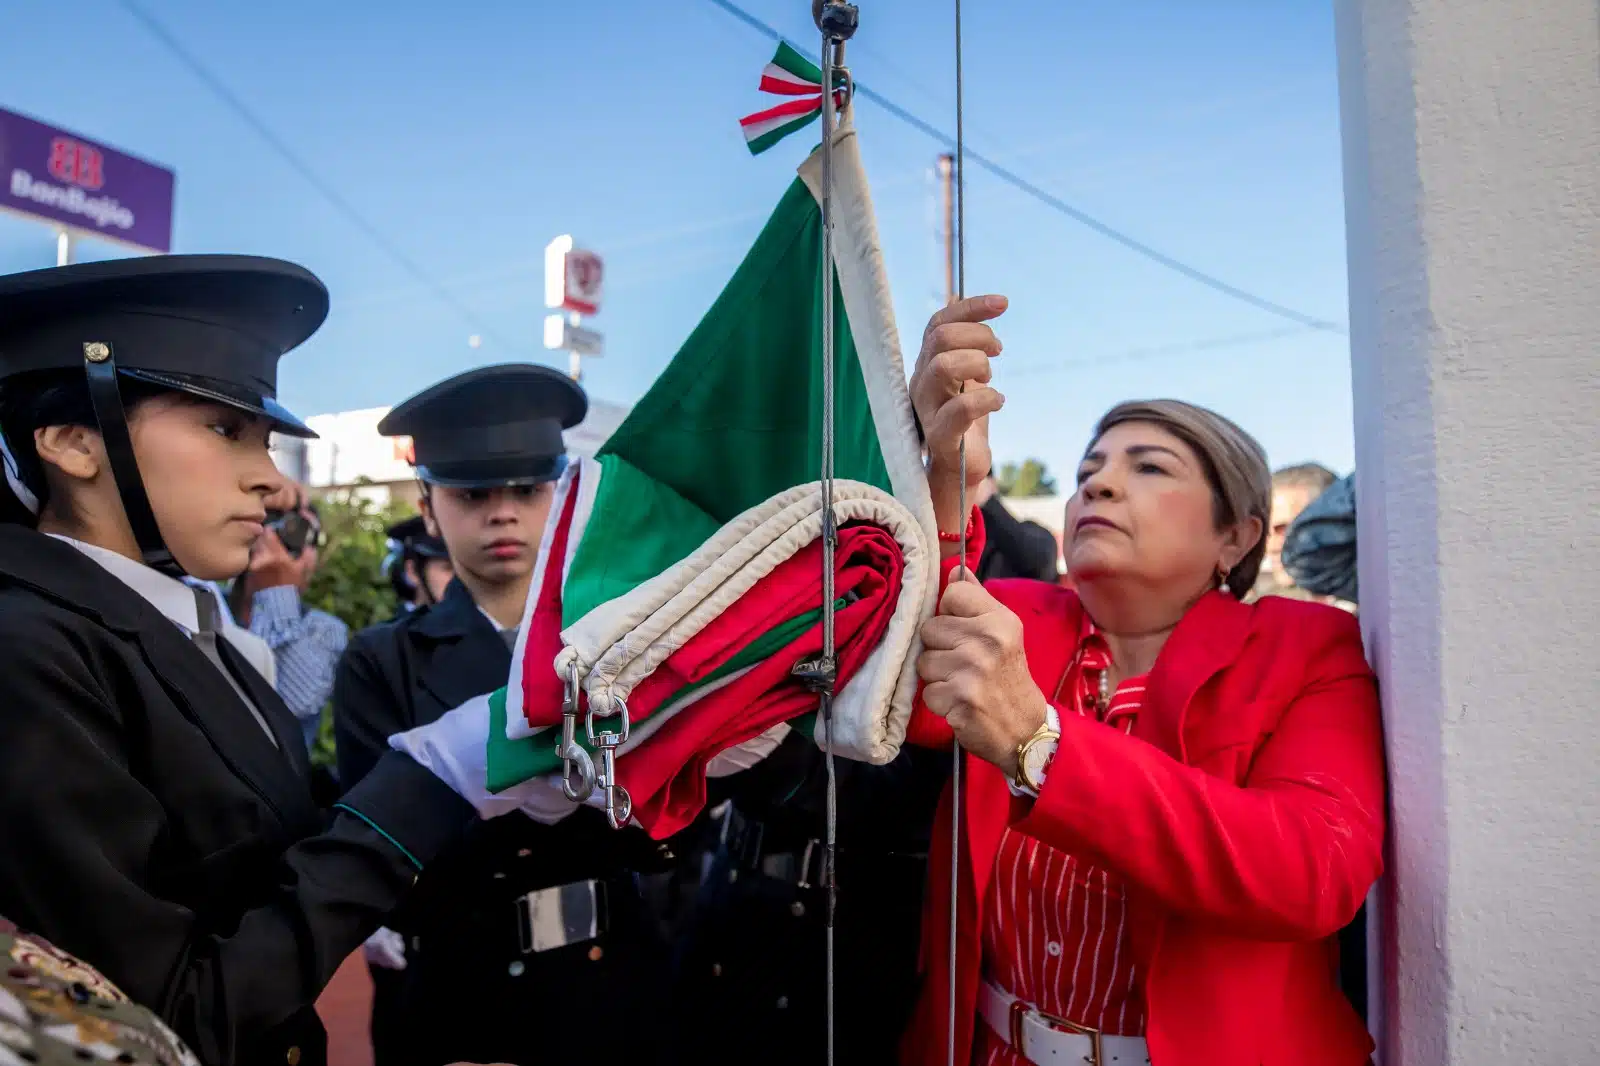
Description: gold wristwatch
1013,706,1061,797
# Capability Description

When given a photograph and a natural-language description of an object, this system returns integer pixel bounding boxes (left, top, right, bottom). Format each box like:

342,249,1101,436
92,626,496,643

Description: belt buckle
1009,1001,1102,1066
515,878,607,955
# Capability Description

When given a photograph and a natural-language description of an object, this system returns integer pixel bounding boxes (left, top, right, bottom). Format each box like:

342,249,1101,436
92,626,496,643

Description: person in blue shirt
229,481,349,752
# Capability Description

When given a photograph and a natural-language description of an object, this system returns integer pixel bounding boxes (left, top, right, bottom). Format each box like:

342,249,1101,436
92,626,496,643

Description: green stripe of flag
746,107,822,155
771,41,822,85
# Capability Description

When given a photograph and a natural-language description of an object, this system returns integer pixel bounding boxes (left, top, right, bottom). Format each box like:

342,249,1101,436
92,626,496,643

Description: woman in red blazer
899,295,1384,1066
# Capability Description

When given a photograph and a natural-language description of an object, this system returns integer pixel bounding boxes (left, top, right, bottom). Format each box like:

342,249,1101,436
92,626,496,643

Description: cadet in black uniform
0,256,498,1066
333,365,677,1066
383,513,453,615
675,737,949,1065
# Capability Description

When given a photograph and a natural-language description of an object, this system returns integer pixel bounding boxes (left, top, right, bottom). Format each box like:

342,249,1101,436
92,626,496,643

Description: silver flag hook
586,694,633,830
556,659,596,802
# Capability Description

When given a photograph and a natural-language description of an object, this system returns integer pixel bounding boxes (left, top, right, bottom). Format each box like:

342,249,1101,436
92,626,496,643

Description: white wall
1335,1,1600,1062
286,399,632,489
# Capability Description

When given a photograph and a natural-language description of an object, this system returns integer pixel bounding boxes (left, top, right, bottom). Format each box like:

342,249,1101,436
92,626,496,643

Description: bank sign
0,107,175,253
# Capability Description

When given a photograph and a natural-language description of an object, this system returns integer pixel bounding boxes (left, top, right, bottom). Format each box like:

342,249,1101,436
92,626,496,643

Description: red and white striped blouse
976,618,1149,1066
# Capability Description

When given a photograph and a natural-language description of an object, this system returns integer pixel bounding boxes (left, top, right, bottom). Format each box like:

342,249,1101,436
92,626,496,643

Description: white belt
979,979,1150,1066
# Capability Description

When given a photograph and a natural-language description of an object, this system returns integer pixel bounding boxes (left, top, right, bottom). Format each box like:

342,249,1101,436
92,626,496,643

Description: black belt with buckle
719,804,826,888
515,877,609,954
717,804,928,889
409,874,624,959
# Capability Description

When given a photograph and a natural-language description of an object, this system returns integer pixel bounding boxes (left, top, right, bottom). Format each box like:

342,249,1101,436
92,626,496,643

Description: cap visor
118,368,316,438
415,454,568,489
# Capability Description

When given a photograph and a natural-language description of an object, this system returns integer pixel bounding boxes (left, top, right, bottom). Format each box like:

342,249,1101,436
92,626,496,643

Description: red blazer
902,568,1385,1066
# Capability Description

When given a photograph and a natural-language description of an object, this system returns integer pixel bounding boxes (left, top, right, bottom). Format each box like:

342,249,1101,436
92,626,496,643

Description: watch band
1012,703,1062,797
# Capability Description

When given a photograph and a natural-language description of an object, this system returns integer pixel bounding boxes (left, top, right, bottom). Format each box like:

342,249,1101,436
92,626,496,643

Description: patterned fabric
0,917,199,1066
1281,473,1358,605
249,585,349,750
977,620,1148,1065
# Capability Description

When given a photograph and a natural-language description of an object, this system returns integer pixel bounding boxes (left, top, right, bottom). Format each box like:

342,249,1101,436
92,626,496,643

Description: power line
705,0,1347,336
1001,325,1319,379
115,0,530,357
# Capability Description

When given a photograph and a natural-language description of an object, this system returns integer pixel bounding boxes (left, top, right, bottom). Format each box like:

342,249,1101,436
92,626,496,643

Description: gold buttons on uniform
83,342,111,363
587,945,604,962
286,1046,301,1065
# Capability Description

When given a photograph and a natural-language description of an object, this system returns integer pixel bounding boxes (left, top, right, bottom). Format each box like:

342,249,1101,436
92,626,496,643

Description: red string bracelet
937,516,976,544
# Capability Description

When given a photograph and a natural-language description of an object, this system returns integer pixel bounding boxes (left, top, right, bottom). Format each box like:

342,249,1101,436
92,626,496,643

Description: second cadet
333,364,678,1066
383,513,453,616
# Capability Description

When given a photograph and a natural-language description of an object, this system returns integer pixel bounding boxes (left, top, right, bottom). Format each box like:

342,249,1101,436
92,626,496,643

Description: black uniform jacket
0,527,476,1066
334,578,508,789
333,579,676,1065
674,731,951,1066
977,495,1061,583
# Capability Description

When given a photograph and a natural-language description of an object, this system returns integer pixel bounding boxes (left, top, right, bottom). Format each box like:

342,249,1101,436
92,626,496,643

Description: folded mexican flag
486,114,936,836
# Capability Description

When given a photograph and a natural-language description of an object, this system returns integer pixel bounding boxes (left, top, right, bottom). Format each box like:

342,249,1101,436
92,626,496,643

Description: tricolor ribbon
740,42,847,156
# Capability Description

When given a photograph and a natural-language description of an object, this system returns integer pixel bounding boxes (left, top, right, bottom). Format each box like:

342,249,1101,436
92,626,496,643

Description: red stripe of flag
759,73,822,96
738,95,825,129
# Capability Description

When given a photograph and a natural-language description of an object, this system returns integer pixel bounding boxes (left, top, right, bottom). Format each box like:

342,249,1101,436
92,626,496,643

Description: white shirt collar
477,603,513,635
47,534,200,634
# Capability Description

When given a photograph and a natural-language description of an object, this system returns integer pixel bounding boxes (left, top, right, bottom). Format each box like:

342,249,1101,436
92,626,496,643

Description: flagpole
815,6,857,1066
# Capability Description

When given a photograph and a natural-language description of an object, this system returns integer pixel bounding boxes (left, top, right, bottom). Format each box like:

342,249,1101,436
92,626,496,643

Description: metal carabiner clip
555,660,596,802
585,695,633,830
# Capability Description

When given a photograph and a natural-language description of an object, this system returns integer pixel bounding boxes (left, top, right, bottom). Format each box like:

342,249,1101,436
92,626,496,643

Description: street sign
544,314,604,357
544,235,604,315
0,106,175,253
565,322,604,356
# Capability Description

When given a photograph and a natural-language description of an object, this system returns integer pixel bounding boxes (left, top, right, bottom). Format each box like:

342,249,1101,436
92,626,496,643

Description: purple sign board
0,106,175,254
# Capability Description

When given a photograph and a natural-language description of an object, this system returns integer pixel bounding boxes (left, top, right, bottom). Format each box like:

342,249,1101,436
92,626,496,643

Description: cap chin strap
83,343,184,577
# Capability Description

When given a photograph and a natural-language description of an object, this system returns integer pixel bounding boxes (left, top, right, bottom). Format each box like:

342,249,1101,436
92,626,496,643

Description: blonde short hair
1089,400,1271,597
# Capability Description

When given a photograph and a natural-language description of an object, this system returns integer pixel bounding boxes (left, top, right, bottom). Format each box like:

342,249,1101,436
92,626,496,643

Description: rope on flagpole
948,0,967,1063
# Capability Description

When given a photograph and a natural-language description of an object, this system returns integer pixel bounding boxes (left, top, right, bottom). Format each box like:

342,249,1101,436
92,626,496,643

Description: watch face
1021,734,1058,790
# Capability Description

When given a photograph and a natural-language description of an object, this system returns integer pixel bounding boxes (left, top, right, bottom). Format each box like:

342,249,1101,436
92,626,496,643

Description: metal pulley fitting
813,0,859,41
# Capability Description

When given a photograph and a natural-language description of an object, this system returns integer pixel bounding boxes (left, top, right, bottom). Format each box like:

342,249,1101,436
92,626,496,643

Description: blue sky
1,0,1355,483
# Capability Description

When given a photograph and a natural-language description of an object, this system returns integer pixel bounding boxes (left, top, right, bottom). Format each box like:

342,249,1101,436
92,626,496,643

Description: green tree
304,486,413,633
300,484,414,769
994,458,1058,498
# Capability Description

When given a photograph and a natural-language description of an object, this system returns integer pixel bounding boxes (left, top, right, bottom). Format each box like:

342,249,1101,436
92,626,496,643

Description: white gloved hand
391,693,608,824
363,926,407,971
391,694,793,829
389,693,524,819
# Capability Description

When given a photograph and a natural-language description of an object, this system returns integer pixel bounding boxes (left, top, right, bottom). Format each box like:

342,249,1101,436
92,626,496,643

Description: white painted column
1334,2,1600,1062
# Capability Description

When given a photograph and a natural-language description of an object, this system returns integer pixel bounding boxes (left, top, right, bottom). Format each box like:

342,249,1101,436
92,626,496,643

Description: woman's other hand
917,571,1048,777
910,295,1007,539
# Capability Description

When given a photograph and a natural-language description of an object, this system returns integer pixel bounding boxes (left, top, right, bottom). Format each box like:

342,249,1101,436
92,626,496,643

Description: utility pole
936,153,956,304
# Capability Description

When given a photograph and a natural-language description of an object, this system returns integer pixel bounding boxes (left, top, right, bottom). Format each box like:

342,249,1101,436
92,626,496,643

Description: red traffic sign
562,249,603,315
545,236,603,316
